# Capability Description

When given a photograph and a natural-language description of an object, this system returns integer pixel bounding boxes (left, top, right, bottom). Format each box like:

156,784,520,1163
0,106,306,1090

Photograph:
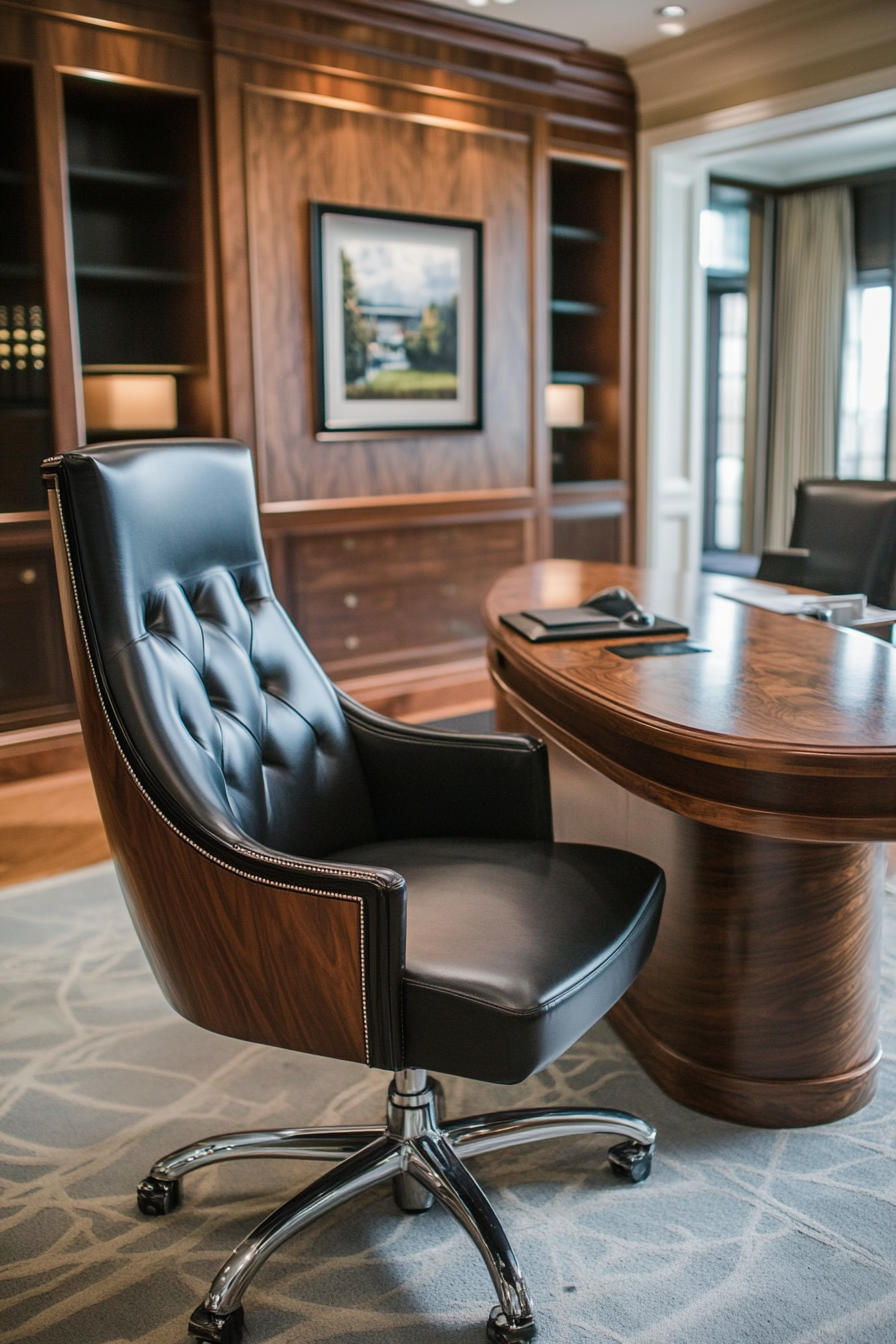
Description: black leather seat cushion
327,838,664,1084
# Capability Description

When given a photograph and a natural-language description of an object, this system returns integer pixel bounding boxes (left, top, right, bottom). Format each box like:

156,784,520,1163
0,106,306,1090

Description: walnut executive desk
484,560,896,1128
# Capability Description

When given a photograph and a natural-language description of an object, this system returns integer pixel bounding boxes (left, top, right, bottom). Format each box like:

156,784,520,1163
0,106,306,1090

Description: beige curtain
765,187,854,548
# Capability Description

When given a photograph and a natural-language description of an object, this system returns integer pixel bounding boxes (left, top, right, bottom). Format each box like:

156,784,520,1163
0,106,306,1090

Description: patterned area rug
2,863,896,1344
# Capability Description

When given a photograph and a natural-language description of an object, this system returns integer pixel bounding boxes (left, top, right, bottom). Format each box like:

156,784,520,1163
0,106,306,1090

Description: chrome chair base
137,1069,656,1343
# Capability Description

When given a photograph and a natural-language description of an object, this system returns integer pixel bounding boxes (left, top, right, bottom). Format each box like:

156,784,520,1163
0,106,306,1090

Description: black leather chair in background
757,478,896,607
43,441,664,1344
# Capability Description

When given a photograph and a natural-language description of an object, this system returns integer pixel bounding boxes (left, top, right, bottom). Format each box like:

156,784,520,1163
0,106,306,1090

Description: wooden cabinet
0,62,72,732
549,156,631,561
0,532,74,731
64,76,215,441
0,63,54,515
289,520,526,670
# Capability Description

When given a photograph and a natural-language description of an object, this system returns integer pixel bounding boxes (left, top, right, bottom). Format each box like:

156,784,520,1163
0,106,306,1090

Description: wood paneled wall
0,0,636,738
243,92,530,500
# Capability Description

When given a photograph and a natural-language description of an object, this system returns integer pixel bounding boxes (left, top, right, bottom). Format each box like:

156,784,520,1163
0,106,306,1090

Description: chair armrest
339,692,553,842
756,547,811,587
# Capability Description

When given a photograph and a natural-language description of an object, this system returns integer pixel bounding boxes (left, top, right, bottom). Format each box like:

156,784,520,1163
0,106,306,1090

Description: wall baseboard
0,722,87,785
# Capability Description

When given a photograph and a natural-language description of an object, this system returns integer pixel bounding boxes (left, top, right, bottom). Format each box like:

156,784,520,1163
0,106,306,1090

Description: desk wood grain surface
484,560,896,842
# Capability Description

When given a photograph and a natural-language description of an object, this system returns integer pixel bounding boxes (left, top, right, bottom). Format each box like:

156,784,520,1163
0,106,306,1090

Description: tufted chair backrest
57,441,377,858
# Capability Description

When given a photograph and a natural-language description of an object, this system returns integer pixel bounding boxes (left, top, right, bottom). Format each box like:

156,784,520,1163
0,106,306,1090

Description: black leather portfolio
499,608,689,644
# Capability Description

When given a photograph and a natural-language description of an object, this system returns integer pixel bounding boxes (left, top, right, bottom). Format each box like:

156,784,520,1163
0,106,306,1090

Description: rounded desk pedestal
485,561,895,1128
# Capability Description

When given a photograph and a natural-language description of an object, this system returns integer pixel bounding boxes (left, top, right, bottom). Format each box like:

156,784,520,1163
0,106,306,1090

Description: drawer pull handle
19,568,37,585
343,593,359,609
344,635,360,650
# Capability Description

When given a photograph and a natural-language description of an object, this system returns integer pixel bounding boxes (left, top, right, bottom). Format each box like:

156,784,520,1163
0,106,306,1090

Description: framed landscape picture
311,205,482,434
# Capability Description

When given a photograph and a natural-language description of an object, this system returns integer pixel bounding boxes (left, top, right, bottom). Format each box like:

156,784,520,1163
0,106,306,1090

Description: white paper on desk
718,585,840,614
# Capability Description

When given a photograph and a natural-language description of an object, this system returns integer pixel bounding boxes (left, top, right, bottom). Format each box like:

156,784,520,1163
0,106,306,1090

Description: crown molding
629,0,896,130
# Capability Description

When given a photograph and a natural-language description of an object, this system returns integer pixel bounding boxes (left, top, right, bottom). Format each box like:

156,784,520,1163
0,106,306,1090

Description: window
837,180,896,480
702,185,751,553
838,283,892,478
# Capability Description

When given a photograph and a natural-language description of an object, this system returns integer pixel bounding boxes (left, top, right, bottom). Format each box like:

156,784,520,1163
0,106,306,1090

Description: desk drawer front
287,520,526,666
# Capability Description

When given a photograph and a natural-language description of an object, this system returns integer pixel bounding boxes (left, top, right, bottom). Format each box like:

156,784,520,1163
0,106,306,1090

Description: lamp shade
545,383,584,428
83,374,178,431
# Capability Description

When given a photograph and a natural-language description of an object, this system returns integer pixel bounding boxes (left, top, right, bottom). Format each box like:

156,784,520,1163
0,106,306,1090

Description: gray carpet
2,863,896,1344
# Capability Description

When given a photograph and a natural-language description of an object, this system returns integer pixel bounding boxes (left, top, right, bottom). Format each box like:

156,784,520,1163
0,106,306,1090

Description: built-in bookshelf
0,62,75,730
0,63,53,514
549,156,628,559
63,76,209,442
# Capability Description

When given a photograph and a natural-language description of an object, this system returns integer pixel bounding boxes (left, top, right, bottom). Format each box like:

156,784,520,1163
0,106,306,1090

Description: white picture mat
320,212,478,430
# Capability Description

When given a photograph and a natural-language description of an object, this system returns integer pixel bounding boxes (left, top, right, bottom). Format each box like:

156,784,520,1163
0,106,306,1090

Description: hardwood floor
0,768,110,888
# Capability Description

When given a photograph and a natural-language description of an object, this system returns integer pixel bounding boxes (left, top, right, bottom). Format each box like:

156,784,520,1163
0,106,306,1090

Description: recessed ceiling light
466,0,488,7
493,0,518,5
657,20,687,35
656,4,687,15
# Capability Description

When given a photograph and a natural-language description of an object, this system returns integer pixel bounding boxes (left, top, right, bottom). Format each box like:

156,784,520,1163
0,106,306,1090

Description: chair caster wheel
188,1303,244,1344
608,1139,653,1183
486,1305,536,1342
136,1175,181,1215
392,1170,435,1213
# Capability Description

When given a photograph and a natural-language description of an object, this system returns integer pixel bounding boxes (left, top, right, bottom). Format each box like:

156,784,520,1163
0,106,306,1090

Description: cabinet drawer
299,585,400,625
0,548,74,722
301,624,398,663
290,520,525,593
298,585,400,660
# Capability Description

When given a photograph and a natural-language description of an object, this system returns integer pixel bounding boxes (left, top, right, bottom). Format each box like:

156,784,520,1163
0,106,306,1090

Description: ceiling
420,0,772,57
713,112,896,186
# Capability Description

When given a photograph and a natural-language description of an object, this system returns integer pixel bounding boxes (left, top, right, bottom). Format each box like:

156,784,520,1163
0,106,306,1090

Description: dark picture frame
311,204,483,435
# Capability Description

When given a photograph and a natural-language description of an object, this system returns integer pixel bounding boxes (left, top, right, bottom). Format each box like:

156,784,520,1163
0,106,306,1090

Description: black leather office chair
43,440,664,1344
757,479,896,607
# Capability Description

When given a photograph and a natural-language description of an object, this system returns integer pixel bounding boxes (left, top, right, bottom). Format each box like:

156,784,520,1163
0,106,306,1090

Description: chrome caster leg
408,1130,535,1343
188,1303,244,1344
195,1135,402,1325
136,1175,180,1215
608,1139,654,1183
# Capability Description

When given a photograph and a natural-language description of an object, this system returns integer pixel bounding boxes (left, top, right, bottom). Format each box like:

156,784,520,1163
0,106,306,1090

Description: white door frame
636,64,896,569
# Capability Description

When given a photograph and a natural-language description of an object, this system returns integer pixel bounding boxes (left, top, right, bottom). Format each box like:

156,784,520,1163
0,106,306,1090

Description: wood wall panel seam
52,63,204,93
204,42,622,128
212,0,630,81
0,0,205,48
242,81,532,141
229,47,632,123
208,6,635,111
215,36,633,122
